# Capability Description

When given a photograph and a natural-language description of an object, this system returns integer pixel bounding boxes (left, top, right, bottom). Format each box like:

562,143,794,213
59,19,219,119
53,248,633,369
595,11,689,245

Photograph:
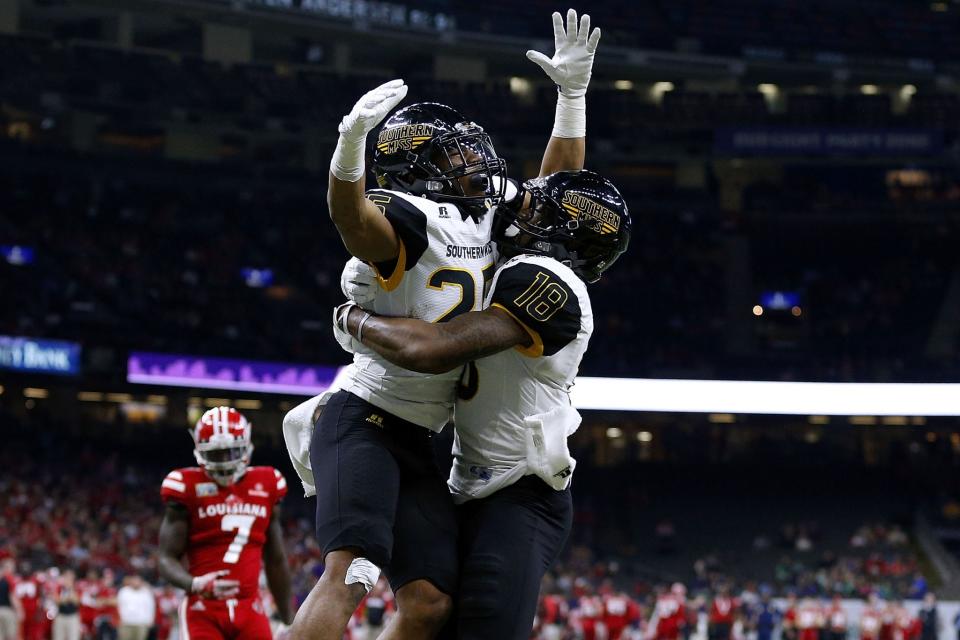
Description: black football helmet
372,102,507,216
492,170,631,283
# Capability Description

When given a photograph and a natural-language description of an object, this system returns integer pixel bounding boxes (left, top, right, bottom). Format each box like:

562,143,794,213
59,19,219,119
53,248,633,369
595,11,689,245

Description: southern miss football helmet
372,102,507,216
492,170,631,283
192,406,254,486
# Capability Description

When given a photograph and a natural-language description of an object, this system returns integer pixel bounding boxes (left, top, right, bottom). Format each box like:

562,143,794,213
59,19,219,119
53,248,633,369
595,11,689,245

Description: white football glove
340,258,378,306
331,79,409,182
338,79,409,143
333,301,361,354
191,570,240,599
526,9,601,98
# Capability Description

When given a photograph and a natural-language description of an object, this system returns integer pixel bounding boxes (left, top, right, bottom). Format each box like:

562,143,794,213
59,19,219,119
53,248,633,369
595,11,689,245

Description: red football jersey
710,597,738,624
14,576,39,615
160,466,287,599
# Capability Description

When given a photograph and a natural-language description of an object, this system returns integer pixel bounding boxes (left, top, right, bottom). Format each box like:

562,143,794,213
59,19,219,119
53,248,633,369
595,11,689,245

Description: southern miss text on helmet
492,170,631,283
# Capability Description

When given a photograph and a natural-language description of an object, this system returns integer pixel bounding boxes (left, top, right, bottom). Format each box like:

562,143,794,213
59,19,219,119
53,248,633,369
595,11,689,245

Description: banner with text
0,335,81,376
715,128,943,156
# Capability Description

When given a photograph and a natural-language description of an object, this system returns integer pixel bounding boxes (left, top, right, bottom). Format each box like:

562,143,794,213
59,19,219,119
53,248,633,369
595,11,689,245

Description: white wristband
551,92,586,139
355,311,372,343
330,133,367,182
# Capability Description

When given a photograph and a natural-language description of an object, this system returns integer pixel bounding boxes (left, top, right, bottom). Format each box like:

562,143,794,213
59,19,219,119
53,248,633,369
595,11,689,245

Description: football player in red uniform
158,406,294,639
708,586,738,640
14,564,42,640
602,586,639,640
860,596,882,640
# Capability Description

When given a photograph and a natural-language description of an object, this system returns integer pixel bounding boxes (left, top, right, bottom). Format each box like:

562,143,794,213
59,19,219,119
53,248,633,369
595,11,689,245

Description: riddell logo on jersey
366,413,385,427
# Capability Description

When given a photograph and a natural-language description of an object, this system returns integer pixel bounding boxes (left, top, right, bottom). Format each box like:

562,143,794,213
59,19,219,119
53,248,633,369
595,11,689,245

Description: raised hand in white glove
331,79,408,182
526,9,601,98
191,570,240,599
340,258,378,306
338,79,408,142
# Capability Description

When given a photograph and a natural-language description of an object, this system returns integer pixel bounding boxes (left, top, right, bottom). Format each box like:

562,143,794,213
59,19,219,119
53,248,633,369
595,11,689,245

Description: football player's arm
345,306,532,374
328,178,400,263
539,136,585,177
263,508,294,625
157,501,195,592
526,9,600,176
328,79,408,263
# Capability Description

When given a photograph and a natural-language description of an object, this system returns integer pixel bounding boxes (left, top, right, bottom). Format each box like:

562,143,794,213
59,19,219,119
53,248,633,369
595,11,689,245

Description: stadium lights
651,81,674,103
23,387,49,398
614,80,634,90
509,77,532,97
900,84,917,100
791,306,802,317
637,431,654,443
708,413,736,424
235,399,263,410
570,378,960,416
204,397,231,407
606,427,623,438
147,395,168,405
757,83,779,96
78,391,104,402
752,305,764,316
106,393,133,403
860,84,879,95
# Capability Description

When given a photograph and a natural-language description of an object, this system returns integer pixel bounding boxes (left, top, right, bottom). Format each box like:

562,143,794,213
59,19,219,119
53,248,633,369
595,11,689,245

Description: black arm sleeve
365,189,429,285
489,261,582,357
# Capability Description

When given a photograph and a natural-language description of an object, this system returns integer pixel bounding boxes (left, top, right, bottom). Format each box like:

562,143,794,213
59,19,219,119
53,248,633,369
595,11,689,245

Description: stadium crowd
2,143,959,383
0,414,944,640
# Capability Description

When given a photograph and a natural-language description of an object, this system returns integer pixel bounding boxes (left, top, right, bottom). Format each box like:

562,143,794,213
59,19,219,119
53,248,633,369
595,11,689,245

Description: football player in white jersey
284,9,603,640
336,170,631,639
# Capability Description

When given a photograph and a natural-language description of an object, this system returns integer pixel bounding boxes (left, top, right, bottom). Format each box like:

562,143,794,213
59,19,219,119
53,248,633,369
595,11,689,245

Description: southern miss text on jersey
160,466,287,599
449,254,593,502
337,188,497,431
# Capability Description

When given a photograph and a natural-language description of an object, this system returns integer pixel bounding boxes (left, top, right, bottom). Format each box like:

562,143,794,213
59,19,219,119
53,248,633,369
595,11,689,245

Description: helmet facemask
492,181,574,261
193,441,253,486
373,105,507,218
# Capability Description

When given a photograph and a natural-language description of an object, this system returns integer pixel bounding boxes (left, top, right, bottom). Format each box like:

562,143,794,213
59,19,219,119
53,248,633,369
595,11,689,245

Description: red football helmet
192,406,254,486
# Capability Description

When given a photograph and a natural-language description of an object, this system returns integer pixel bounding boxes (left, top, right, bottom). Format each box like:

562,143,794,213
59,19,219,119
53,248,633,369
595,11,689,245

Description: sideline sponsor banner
0,335,81,375
715,127,943,156
128,352,342,395
129,350,960,416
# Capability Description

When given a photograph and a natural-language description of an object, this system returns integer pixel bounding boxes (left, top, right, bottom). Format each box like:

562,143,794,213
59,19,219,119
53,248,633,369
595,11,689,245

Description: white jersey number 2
221,514,256,563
